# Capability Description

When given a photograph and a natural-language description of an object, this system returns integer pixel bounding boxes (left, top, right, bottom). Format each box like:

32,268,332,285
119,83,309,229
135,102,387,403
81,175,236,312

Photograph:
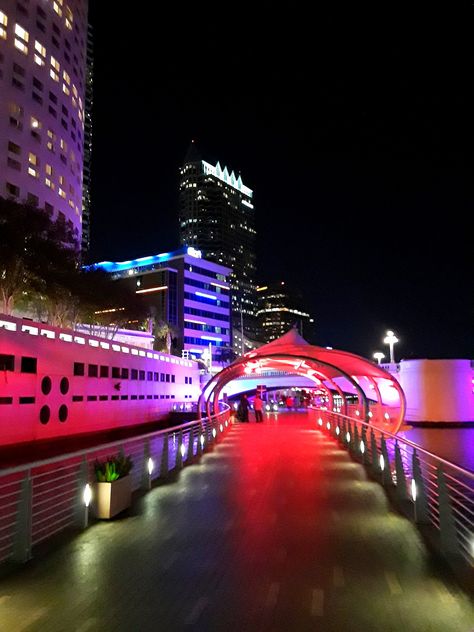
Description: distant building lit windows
28,166,39,178
0,10,7,39
28,152,37,165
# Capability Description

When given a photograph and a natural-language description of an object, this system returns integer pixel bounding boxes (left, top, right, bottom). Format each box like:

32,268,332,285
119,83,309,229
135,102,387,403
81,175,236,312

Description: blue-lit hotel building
89,247,232,363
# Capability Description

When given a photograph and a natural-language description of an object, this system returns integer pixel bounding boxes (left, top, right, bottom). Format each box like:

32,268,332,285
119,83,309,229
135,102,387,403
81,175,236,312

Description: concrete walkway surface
0,413,473,631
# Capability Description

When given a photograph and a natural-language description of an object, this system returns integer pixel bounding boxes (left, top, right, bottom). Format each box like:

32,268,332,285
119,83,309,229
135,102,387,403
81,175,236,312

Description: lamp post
383,330,399,364
240,297,244,357
373,351,385,365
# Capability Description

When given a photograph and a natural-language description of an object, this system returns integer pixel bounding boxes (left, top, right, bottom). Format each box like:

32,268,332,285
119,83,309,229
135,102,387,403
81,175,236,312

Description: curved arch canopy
200,329,406,433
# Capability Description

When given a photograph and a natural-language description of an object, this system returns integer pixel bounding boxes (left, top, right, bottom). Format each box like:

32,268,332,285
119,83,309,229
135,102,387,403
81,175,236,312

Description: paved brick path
1,413,473,631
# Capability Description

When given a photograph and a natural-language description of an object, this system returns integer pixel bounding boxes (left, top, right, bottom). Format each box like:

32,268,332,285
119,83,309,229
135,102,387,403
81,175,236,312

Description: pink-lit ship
0,315,201,446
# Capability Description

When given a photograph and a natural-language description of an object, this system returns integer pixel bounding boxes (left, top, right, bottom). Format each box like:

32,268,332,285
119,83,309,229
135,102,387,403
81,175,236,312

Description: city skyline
87,3,472,360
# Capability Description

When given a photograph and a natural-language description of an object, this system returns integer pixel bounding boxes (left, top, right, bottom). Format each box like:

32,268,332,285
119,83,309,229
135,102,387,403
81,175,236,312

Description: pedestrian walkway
1,413,473,631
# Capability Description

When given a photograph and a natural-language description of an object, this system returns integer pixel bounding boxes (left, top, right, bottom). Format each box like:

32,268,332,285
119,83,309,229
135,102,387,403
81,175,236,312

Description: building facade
90,247,232,366
81,20,92,255
0,0,88,245
178,142,257,348
257,281,316,343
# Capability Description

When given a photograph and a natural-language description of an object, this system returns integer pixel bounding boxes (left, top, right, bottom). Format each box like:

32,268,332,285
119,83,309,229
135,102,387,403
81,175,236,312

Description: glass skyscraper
178,142,257,349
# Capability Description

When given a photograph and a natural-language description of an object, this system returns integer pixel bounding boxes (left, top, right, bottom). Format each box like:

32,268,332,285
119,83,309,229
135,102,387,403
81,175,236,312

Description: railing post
361,426,370,465
12,471,33,563
380,435,392,487
352,423,360,459
412,449,429,524
187,427,195,461
175,429,184,470
437,464,461,561
141,439,151,490
197,424,204,456
395,441,409,502
74,456,89,529
160,433,169,479
370,429,378,475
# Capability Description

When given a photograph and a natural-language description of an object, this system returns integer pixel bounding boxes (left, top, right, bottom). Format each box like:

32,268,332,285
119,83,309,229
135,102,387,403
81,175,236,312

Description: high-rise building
81,21,92,256
89,246,232,366
178,142,257,349
257,281,316,343
0,0,88,246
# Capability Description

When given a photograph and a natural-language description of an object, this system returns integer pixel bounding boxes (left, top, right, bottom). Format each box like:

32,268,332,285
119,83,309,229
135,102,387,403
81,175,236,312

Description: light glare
83,483,92,507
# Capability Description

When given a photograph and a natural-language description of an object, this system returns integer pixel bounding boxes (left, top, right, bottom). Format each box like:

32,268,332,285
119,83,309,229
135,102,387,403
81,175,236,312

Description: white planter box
93,475,132,519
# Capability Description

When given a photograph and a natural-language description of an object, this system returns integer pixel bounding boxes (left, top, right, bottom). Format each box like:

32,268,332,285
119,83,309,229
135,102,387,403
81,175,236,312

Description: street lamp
373,351,385,365
383,330,399,364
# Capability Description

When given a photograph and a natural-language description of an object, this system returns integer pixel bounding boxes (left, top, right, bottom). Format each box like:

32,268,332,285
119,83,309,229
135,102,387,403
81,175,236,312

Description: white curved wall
400,359,474,422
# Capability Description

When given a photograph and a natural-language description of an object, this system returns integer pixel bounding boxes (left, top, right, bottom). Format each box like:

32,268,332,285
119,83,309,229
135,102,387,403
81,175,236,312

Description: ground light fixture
346,432,351,443
326,422,331,430
147,457,154,476
360,440,365,454
379,455,385,471
83,483,92,528
220,424,223,432
318,418,323,426
212,428,217,438
200,434,205,447
180,443,186,458
336,426,340,436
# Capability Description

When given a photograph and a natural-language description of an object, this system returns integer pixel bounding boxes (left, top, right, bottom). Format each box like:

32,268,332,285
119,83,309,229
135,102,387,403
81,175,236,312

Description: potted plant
92,453,133,519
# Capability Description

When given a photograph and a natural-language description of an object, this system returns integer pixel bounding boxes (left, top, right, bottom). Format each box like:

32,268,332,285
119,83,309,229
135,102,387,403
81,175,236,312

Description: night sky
87,3,473,360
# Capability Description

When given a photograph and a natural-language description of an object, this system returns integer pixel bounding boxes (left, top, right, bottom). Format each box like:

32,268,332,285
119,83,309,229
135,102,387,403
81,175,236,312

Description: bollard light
200,434,205,447
346,432,351,443
180,443,186,458
83,483,92,507
147,457,154,476
411,479,417,502
360,440,365,454
212,428,217,438
336,426,340,436
379,454,385,471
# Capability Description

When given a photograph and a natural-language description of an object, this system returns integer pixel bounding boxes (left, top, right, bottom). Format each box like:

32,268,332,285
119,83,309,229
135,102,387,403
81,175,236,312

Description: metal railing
314,409,474,578
0,405,231,566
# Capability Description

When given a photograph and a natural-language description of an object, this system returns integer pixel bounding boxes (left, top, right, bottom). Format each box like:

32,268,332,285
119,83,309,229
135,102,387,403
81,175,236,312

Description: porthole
58,404,68,422
41,376,52,395
40,405,50,424
60,376,69,395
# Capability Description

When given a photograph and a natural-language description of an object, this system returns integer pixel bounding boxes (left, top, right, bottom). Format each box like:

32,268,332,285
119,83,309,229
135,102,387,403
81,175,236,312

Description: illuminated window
72,84,78,98
28,166,38,178
51,56,60,71
34,54,45,66
45,164,52,175
59,175,64,186
53,2,62,17
0,11,6,39
45,178,54,189
15,24,28,41
30,116,41,129
14,39,28,54
62,83,70,95
58,187,66,199
60,138,66,150
35,40,46,56
63,70,70,85
28,152,37,165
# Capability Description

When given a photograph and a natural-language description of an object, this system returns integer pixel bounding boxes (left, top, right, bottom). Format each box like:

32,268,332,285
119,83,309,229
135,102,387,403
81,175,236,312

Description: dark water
398,426,474,472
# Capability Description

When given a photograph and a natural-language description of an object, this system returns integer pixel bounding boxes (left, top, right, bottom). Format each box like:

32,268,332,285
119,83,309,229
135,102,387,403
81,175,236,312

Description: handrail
312,407,474,582
0,404,232,566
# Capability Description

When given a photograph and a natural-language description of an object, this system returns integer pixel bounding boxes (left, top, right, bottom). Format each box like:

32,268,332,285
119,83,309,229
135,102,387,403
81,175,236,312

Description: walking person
254,393,264,422
237,394,249,422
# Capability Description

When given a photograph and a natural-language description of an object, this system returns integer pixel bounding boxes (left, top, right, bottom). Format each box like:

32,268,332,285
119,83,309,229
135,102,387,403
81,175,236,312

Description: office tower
89,246,232,365
257,281,316,343
0,0,88,246
81,20,92,255
178,142,257,350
